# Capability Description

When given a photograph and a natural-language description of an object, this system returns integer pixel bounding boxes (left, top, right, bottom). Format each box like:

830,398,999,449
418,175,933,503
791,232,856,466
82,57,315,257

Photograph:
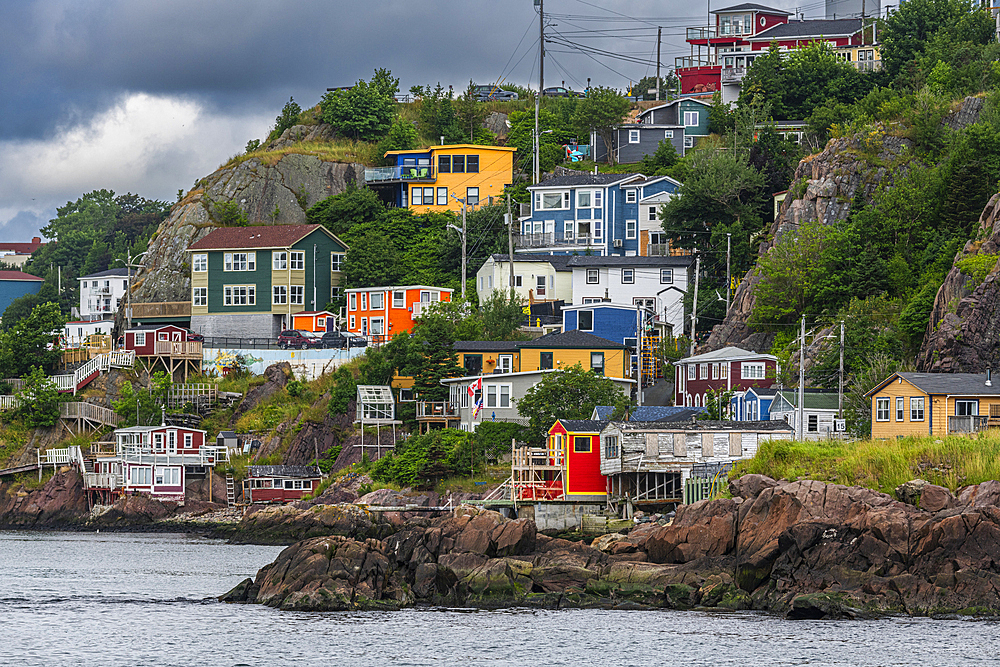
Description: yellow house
866,372,1000,439
454,340,521,376
518,330,629,380
374,144,516,214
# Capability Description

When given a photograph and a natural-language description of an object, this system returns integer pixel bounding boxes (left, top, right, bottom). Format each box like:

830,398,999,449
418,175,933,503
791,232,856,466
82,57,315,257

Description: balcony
130,301,191,319
686,26,717,41
416,401,460,420
154,340,203,358
515,233,602,249
948,415,990,434
849,60,882,72
364,165,436,183
721,67,746,84
675,56,716,70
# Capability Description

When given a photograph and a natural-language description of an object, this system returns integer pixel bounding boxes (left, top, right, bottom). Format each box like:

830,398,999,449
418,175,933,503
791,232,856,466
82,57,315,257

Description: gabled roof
0,238,45,254
79,268,130,280
631,405,705,422
487,254,575,272
711,3,792,14
556,419,608,432
750,18,862,40
188,224,346,251
529,173,643,189
125,323,185,332
454,340,521,353
865,372,1000,398
680,346,777,364
249,465,322,478
567,255,692,268
639,98,713,118
519,329,624,349
772,390,841,411
0,270,44,282
593,405,615,420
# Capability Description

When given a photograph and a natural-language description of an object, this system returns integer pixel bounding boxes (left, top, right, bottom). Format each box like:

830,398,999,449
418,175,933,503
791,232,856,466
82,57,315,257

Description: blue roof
592,405,706,421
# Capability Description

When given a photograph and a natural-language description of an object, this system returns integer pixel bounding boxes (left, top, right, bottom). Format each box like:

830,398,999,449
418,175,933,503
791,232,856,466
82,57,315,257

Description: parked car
474,85,519,102
277,330,323,349
185,329,204,342
318,330,353,349
542,86,585,98
341,332,368,348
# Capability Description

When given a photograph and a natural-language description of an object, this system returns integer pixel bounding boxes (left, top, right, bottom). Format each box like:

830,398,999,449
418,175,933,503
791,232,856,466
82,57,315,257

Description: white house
768,390,841,440
475,254,574,304
78,268,130,322
567,256,691,334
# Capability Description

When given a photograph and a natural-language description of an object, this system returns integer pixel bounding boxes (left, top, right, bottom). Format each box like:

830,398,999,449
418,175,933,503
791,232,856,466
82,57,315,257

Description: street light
116,250,147,333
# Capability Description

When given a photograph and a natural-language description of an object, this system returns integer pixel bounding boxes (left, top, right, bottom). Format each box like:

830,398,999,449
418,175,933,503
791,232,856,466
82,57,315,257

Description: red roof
188,224,335,250
0,270,44,281
0,237,45,254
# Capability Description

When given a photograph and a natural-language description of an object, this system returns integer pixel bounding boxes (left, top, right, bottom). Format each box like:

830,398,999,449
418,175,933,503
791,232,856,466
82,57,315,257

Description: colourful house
291,310,335,332
519,330,629,380
246,465,323,503
512,419,608,501
0,270,44,318
344,285,453,340
367,144,516,214
123,324,202,382
675,346,778,408
866,372,1000,439
187,224,348,339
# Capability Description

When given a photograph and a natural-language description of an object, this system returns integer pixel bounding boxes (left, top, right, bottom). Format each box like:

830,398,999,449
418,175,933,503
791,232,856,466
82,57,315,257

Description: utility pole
798,315,805,441
534,0,544,184
506,193,515,288
690,255,700,356
725,232,731,314
838,320,845,420
120,250,147,332
656,26,662,102
312,243,317,310
449,195,468,299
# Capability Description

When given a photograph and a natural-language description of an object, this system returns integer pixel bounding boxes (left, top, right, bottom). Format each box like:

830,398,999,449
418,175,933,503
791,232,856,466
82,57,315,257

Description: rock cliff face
706,97,984,354
917,192,1000,371
131,129,364,304
0,470,89,527
222,476,1000,616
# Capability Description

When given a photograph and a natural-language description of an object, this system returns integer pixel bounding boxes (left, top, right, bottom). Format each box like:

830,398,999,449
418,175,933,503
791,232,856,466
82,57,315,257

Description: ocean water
0,530,997,667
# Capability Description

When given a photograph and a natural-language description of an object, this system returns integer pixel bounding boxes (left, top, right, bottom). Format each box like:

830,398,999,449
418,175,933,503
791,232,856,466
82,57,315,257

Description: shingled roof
0,270,44,282
519,329,624,349
866,373,1000,397
751,18,862,40
249,465,322,478
188,224,343,250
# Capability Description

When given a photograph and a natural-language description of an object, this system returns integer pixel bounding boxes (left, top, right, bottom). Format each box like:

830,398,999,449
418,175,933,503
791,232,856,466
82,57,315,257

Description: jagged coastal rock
222,477,1000,616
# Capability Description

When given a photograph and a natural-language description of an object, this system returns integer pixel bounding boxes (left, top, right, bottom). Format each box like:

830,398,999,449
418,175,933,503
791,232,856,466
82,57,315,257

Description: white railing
0,395,19,411
106,350,135,368
153,341,202,357
120,445,228,467
38,446,85,469
84,472,123,490
59,402,119,427
482,476,513,501
53,375,76,391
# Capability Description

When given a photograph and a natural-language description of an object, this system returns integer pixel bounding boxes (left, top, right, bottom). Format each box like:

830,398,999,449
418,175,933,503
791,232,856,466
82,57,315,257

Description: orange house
513,419,608,502
291,310,335,332
345,285,453,340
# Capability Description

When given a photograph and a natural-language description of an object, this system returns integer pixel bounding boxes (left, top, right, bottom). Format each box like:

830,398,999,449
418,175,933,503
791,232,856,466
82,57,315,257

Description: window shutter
729,433,741,456
702,433,714,456
645,433,658,457
673,433,686,456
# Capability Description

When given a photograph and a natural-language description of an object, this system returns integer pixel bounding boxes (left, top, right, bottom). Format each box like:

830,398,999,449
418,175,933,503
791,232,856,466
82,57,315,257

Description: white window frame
741,362,765,380
660,269,674,284
134,332,146,347
578,310,594,332
349,293,357,311
625,190,637,203
224,252,255,272
192,287,207,307
625,219,637,239
955,399,979,416
895,396,904,421
361,292,367,310
664,130,674,139
875,397,890,422
223,285,256,306
910,397,925,422
577,190,593,208
586,268,599,284
437,187,448,206
711,363,719,380
349,315,356,329
392,290,405,308
497,354,513,373
466,187,479,205
699,363,709,379
536,190,571,211
290,285,304,305
273,285,287,305
684,111,699,127
370,292,384,310
687,364,695,380
684,136,694,149
370,317,385,336
192,254,208,272
331,253,344,272
290,251,305,270
272,251,287,270
621,269,634,284
720,363,728,379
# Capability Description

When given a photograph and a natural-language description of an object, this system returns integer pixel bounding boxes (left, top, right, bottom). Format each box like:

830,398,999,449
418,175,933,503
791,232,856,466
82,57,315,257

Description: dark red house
246,465,323,503
674,346,778,408
123,324,202,381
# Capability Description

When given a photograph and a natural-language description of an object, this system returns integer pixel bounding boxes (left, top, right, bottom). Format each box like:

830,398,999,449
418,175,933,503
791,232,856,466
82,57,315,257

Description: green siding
680,100,711,136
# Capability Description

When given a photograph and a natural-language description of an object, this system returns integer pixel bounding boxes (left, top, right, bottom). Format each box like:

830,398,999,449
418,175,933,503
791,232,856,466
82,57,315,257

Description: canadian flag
467,377,482,399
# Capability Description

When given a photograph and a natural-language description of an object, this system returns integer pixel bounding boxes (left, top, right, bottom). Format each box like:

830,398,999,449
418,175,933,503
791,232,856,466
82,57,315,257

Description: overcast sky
0,0,811,241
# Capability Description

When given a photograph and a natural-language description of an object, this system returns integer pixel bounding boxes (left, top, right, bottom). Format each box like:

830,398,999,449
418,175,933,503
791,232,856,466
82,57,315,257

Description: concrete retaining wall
203,346,366,381
517,502,605,532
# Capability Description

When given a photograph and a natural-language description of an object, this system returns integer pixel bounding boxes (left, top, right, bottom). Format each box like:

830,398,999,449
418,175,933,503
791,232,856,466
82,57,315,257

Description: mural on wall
204,347,365,381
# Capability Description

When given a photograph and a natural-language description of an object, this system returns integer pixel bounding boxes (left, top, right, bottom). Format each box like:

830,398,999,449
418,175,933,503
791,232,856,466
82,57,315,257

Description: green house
186,224,348,339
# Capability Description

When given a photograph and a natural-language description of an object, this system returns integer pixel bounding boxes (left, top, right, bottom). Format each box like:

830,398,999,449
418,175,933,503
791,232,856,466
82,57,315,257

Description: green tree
343,232,403,288
410,305,465,401
270,96,302,140
455,81,487,142
573,87,631,164
13,366,60,428
320,68,399,141
632,73,679,101
699,387,736,420
639,139,679,175
377,116,420,158
0,302,64,377
517,365,629,443
306,184,385,237
113,372,171,427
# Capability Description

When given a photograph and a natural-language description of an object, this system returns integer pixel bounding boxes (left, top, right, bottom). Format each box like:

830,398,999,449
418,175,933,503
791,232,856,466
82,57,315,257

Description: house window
349,315,355,329
687,365,695,380
497,355,513,373
591,352,604,375
411,187,423,205
711,363,719,380
193,287,207,307
466,187,479,205
193,254,208,272
224,252,255,272
564,220,574,240
577,191,592,208
158,331,169,342
437,187,448,206
684,111,699,126
331,287,342,301
273,286,287,304
453,155,466,173
331,253,343,272
628,129,640,144
392,290,405,308
622,269,634,284
537,191,570,210
290,251,305,270
223,285,255,306
184,433,193,448
626,220,637,239
660,269,673,284
438,155,451,173
573,436,592,453
720,364,728,379
540,352,554,370
875,397,890,421
896,397,904,421
486,384,511,409
371,317,384,336
741,362,765,380
369,292,384,310
604,435,619,458
808,415,818,432
361,293,367,310
131,467,152,485
625,190,637,203
272,251,287,270
649,206,659,221
699,363,708,379
684,136,694,149
317,317,326,329
466,155,479,173
290,286,304,305
154,433,164,451
956,400,978,416
349,293,357,311
664,130,674,139
134,332,146,347
578,310,594,331
513,275,522,287
910,397,925,421
586,268,599,284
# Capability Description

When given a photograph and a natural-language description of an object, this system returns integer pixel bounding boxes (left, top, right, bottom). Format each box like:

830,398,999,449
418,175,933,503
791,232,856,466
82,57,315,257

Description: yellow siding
520,347,628,379
457,351,521,373
191,271,208,315
870,378,932,439
406,146,515,214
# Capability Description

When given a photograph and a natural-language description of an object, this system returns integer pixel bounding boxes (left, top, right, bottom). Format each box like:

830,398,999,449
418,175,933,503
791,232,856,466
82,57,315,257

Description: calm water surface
0,531,997,666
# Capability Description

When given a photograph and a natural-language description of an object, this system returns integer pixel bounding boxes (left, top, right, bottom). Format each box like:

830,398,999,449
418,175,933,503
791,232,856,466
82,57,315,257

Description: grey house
592,98,712,163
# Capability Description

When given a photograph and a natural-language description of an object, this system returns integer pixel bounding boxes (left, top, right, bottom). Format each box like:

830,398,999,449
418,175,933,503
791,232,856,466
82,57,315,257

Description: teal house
187,224,348,339
0,270,44,321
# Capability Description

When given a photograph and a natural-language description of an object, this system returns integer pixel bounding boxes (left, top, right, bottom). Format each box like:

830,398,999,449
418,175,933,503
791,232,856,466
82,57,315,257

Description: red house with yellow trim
512,419,607,502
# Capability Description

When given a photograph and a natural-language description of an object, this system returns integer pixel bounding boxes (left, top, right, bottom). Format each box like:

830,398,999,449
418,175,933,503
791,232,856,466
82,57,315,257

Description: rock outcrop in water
223,477,1000,617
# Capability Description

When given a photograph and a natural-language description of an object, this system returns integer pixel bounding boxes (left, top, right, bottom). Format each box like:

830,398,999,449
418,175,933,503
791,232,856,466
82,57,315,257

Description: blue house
563,302,670,349
0,270,44,320
516,173,681,256
591,98,712,163
730,387,779,421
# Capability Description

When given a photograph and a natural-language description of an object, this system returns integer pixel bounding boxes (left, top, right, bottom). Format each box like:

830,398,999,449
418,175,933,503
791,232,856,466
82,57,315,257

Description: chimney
31,236,41,244
987,369,993,387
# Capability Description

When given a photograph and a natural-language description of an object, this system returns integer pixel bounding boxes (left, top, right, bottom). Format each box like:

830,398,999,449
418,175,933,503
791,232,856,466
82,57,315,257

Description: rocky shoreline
221,475,1000,618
